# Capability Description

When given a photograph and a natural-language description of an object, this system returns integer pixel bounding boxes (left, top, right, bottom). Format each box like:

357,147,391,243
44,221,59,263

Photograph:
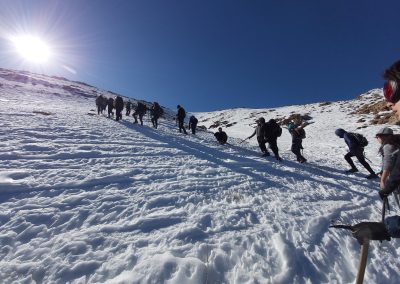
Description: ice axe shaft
356,239,369,284
330,222,391,284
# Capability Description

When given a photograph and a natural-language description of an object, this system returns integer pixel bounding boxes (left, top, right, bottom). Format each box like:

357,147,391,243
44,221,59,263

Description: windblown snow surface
0,69,399,283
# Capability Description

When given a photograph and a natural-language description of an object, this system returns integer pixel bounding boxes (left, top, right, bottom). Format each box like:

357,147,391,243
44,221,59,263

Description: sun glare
11,35,51,64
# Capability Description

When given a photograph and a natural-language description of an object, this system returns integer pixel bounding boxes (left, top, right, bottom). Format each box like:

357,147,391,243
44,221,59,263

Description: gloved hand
379,190,389,200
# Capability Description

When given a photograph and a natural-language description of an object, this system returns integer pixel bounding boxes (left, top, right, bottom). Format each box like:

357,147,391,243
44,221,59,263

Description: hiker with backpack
265,119,283,161
107,97,114,118
335,128,378,179
114,96,124,121
378,60,400,199
134,102,147,125
150,102,163,128
246,117,270,157
95,95,105,115
376,127,398,190
188,115,198,135
125,101,132,116
287,118,308,163
176,105,187,134
214,127,228,145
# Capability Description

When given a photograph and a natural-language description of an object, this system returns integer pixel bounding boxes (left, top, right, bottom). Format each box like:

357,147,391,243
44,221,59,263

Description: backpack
137,102,147,113
349,132,368,147
153,102,163,116
178,107,186,119
296,128,306,139
271,121,282,137
190,116,198,124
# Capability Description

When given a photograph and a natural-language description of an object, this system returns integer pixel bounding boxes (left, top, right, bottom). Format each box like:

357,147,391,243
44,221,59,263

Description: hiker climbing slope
246,117,270,157
150,102,163,128
287,118,309,163
115,96,124,121
134,102,147,125
265,119,283,161
214,127,228,145
335,128,378,179
176,105,187,134
188,115,198,135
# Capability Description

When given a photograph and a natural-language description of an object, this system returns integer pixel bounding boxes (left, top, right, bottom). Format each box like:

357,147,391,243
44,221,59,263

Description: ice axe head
330,222,391,244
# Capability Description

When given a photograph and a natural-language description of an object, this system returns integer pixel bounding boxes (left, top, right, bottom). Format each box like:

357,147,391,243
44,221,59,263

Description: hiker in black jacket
134,102,147,125
125,101,132,116
150,102,162,128
287,119,308,163
107,97,114,118
115,96,124,121
176,105,187,134
379,60,400,198
265,119,283,161
335,128,377,179
95,95,105,115
215,127,228,145
188,115,198,135
246,117,270,157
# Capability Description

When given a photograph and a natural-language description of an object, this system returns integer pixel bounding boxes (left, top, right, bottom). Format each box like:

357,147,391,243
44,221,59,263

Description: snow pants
344,150,375,174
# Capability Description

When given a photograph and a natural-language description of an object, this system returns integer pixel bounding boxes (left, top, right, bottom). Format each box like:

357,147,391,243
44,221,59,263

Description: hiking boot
366,173,379,179
262,152,270,157
299,158,307,163
275,156,283,161
346,168,358,173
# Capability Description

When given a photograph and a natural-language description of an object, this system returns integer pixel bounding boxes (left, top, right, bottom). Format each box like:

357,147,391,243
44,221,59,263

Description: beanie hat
376,127,393,136
335,128,345,138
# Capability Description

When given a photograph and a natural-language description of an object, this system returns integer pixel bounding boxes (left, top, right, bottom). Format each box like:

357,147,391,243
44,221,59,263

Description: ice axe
330,222,390,284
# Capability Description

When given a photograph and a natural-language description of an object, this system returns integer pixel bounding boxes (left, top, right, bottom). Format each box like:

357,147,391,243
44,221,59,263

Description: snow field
0,72,399,283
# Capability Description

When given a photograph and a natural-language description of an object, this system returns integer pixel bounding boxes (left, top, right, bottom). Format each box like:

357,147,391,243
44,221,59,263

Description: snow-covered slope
0,69,399,283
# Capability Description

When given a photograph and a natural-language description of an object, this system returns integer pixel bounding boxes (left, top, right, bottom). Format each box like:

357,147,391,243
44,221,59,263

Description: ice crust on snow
0,69,400,283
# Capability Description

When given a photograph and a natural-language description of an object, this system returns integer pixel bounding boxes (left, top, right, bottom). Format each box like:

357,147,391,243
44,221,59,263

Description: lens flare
11,35,52,64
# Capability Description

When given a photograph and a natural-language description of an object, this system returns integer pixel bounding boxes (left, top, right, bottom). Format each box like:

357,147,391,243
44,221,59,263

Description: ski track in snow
0,73,400,283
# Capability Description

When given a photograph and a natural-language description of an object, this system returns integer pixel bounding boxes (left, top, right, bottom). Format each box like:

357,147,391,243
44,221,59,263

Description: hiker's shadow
228,143,373,198
120,121,285,190
120,121,372,198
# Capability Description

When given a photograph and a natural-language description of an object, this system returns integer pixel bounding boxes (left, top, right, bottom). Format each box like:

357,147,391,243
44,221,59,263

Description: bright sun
11,35,51,64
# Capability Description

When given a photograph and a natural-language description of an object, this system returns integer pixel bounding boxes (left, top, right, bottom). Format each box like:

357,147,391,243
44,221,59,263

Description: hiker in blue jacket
335,128,378,179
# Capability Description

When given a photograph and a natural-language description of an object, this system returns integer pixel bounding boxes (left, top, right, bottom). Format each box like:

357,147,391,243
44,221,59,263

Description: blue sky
0,0,399,111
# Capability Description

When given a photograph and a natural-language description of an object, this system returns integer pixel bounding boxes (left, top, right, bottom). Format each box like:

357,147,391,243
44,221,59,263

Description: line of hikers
95,95,202,136
95,95,164,127
94,56,400,198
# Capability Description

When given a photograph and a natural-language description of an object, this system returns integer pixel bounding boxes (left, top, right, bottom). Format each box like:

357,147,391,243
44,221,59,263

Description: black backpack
296,128,306,139
137,102,147,113
153,102,163,116
349,132,368,147
190,116,198,124
271,121,282,137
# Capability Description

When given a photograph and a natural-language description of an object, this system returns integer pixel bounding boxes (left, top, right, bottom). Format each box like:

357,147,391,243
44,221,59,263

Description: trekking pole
363,151,373,164
382,196,388,223
393,192,400,209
